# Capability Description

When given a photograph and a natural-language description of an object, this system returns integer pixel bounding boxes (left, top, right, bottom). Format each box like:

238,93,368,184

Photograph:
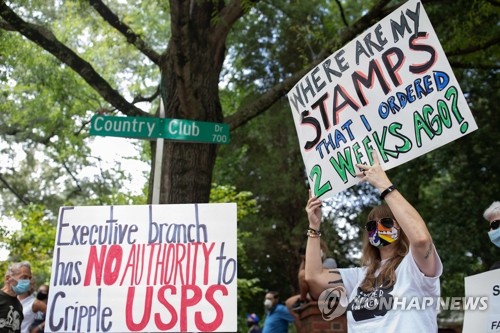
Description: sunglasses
490,220,500,231
365,217,395,231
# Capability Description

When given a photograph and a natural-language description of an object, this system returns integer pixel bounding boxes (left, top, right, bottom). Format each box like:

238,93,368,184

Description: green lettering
372,127,398,161
423,104,442,135
445,86,469,133
309,165,332,197
352,143,364,165
437,100,452,129
388,122,412,153
413,109,435,147
329,147,356,183
362,136,374,164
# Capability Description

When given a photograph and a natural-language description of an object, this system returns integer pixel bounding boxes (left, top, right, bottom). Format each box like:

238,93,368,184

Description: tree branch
225,66,311,130
0,173,29,205
88,0,161,65
226,0,392,130
0,2,149,117
446,36,500,57
335,0,349,27
62,161,82,193
0,17,14,30
449,61,500,70
212,0,247,65
214,0,245,40
132,87,160,104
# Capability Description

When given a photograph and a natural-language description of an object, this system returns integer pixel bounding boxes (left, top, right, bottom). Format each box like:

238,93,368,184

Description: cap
246,313,259,323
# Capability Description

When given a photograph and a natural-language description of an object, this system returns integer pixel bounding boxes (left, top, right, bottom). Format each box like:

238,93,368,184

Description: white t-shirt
20,294,36,333
339,249,443,333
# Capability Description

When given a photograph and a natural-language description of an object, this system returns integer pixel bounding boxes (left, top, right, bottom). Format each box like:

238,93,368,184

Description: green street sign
159,118,230,144
90,115,230,144
90,115,158,138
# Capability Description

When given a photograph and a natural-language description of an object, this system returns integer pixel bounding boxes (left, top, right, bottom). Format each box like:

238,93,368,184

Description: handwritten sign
288,0,478,199
46,203,237,332
463,270,500,333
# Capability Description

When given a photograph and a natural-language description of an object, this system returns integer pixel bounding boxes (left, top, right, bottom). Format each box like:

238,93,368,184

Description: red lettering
202,243,216,285
155,285,178,330
83,245,123,286
123,284,228,331
103,245,122,285
84,245,106,286
180,285,202,331
125,286,153,331
194,285,227,331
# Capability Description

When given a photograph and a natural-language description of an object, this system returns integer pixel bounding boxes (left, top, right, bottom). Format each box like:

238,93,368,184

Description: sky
0,137,149,260
84,136,149,195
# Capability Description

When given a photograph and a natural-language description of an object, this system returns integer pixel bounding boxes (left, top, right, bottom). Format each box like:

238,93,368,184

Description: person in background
17,281,36,333
285,240,337,332
0,261,32,333
262,291,294,333
305,151,442,332
483,201,500,270
27,284,48,333
286,239,337,314
246,313,262,333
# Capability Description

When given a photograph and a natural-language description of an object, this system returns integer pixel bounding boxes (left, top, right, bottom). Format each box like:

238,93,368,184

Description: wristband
380,184,396,200
306,228,321,238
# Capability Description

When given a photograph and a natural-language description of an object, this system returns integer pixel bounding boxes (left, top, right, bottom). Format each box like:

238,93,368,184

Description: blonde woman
305,151,442,332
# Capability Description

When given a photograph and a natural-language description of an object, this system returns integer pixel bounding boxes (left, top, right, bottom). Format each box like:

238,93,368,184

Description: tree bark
147,0,230,204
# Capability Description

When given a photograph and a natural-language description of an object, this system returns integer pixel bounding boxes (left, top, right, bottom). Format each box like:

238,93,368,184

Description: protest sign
288,0,478,199
46,203,237,332
463,270,500,332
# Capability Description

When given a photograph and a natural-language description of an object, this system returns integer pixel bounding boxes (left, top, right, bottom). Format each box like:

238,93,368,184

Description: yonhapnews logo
317,287,489,321
317,286,349,320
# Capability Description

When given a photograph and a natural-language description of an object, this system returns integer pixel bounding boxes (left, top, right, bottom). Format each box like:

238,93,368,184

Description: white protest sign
46,203,237,332
463,270,500,333
288,0,478,199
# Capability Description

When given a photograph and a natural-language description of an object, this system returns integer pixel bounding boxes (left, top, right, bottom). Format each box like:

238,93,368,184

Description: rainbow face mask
366,218,399,248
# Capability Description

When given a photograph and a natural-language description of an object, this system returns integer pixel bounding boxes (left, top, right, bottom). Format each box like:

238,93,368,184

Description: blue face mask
488,228,500,247
11,279,31,295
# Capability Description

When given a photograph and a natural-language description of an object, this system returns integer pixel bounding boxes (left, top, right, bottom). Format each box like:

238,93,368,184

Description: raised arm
304,194,343,299
356,151,439,277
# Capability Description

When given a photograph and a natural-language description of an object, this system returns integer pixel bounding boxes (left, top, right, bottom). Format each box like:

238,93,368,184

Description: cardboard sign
288,0,477,199
46,203,237,332
463,270,500,333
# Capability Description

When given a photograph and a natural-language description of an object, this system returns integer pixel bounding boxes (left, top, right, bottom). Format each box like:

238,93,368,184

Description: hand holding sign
356,151,393,193
306,193,323,230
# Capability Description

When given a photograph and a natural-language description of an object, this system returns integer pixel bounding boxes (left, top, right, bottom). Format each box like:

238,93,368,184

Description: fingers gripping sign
306,192,323,230
355,151,392,191
355,150,380,179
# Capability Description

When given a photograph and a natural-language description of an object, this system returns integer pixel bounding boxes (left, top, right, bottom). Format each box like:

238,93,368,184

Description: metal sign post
151,99,165,205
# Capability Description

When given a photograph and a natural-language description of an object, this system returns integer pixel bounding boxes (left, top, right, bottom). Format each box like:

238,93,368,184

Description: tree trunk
149,140,217,204
147,65,222,204
147,2,225,204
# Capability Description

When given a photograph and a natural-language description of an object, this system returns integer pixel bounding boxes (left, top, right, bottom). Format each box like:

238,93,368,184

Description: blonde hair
359,205,409,292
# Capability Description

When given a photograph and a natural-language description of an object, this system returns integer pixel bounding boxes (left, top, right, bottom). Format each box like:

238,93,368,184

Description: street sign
90,115,230,144
90,115,159,139
160,118,230,144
